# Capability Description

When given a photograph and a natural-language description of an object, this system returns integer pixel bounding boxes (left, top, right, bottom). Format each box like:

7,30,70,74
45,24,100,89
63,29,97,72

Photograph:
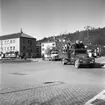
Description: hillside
38,27,105,46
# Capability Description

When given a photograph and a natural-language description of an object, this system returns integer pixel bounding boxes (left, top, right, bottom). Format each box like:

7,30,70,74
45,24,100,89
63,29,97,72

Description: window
28,40,30,44
2,41,4,45
10,46,12,51
36,50,39,53
42,48,44,51
28,40,32,45
1,47,3,51
13,46,15,50
13,40,15,43
23,46,25,50
30,49,32,52
37,47,39,50
5,41,7,44
5,47,6,51
7,47,9,51
30,41,32,45
10,40,12,44
7,40,9,44
23,39,25,44
1,40,3,45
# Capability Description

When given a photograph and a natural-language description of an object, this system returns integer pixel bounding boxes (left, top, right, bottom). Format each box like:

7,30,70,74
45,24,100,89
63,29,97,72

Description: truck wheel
63,62,66,65
75,59,80,68
62,59,67,65
89,64,94,68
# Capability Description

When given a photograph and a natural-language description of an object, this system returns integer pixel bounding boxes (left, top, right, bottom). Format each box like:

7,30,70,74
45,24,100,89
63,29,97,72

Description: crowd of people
66,40,99,58
70,40,85,49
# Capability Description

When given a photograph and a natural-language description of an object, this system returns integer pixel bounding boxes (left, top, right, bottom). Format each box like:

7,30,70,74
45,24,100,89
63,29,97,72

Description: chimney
20,28,23,33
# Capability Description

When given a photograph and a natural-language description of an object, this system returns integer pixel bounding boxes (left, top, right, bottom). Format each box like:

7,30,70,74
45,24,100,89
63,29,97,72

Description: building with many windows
41,41,56,58
0,30,36,58
36,44,41,58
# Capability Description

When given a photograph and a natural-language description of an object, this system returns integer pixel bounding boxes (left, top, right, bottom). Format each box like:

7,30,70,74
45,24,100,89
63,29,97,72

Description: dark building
36,42,41,58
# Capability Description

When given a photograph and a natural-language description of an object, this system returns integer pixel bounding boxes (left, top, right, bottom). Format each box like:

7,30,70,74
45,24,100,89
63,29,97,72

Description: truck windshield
51,51,58,54
75,50,87,54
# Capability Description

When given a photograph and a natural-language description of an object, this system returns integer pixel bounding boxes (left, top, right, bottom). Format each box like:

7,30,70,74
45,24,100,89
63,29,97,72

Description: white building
0,38,20,54
41,41,56,58
0,31,36,58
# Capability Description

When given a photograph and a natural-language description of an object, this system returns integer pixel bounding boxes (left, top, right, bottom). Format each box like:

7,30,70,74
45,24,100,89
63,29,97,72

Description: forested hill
38,27,105,46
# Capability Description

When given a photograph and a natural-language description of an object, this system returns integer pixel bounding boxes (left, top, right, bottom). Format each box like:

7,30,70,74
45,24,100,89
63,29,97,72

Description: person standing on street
79,41,85,49
88,50,92,57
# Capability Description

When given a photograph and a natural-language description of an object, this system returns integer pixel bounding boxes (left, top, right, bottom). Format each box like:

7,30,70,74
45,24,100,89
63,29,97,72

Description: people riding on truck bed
73,40,85,49
62,40,95,68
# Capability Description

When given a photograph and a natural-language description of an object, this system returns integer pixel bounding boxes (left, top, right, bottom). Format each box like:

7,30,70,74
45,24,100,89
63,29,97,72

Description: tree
44,45,52,55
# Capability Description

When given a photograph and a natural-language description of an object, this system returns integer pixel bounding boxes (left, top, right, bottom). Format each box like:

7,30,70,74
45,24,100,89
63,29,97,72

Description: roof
0,32,36,40
41,41,55,44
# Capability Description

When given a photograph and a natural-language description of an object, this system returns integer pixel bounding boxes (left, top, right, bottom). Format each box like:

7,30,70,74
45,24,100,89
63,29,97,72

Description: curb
30,58,42,62
0,59,32,63
85,90,105,105
0,59,42,63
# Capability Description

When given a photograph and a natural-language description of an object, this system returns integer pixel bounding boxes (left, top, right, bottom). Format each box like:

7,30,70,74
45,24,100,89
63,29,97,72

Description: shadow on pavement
61,62,105,68
80,63,104,68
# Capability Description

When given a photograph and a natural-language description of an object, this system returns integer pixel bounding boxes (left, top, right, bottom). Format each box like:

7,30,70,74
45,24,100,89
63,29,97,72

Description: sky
1,0,105,39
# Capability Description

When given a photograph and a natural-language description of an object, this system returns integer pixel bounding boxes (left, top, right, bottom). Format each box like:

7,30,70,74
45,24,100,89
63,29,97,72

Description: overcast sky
1,0,105,39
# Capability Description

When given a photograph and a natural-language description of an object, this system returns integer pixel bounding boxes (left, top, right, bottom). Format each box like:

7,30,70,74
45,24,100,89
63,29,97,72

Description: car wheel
63,62,66,65
62,59,67,65
89,64,94,68
75,59,80,68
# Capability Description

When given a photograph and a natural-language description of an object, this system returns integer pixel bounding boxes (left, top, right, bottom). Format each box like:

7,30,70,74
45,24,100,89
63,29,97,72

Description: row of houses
0,30,57,59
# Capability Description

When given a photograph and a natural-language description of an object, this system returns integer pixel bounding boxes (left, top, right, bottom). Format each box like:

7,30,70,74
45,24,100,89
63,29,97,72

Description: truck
49,50,60,61
62,42,95,68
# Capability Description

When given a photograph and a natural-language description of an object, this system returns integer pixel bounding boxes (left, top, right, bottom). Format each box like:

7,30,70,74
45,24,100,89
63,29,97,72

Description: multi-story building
41,41,56,58
0,30,36,58
36,44,41,58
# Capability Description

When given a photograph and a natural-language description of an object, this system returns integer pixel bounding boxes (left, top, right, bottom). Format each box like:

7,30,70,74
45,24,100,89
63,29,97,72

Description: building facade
41,41,56,58
0,31,36,58
36,44,41,58
0,38,20,54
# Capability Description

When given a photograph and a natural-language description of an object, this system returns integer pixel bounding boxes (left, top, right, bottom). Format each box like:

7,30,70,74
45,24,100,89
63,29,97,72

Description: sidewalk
30,58,42,62
85,89,105,105
0,58,42,63
0,82,103,105
0,59,32,63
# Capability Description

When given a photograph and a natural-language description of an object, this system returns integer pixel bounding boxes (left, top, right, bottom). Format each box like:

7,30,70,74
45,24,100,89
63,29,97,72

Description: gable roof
0,32,36,40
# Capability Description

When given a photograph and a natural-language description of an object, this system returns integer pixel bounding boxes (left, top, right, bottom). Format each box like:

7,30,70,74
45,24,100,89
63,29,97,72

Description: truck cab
74,49,95,68
62,43,95,68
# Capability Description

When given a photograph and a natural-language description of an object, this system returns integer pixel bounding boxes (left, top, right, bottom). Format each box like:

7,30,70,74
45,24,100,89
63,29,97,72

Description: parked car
49,51,60,61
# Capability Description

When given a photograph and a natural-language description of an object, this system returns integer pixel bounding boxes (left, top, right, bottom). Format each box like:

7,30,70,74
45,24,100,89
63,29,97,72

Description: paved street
0,58,105,105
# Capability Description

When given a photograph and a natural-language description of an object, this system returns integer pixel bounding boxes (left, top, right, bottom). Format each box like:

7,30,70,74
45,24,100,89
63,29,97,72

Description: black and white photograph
0,0,105,105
